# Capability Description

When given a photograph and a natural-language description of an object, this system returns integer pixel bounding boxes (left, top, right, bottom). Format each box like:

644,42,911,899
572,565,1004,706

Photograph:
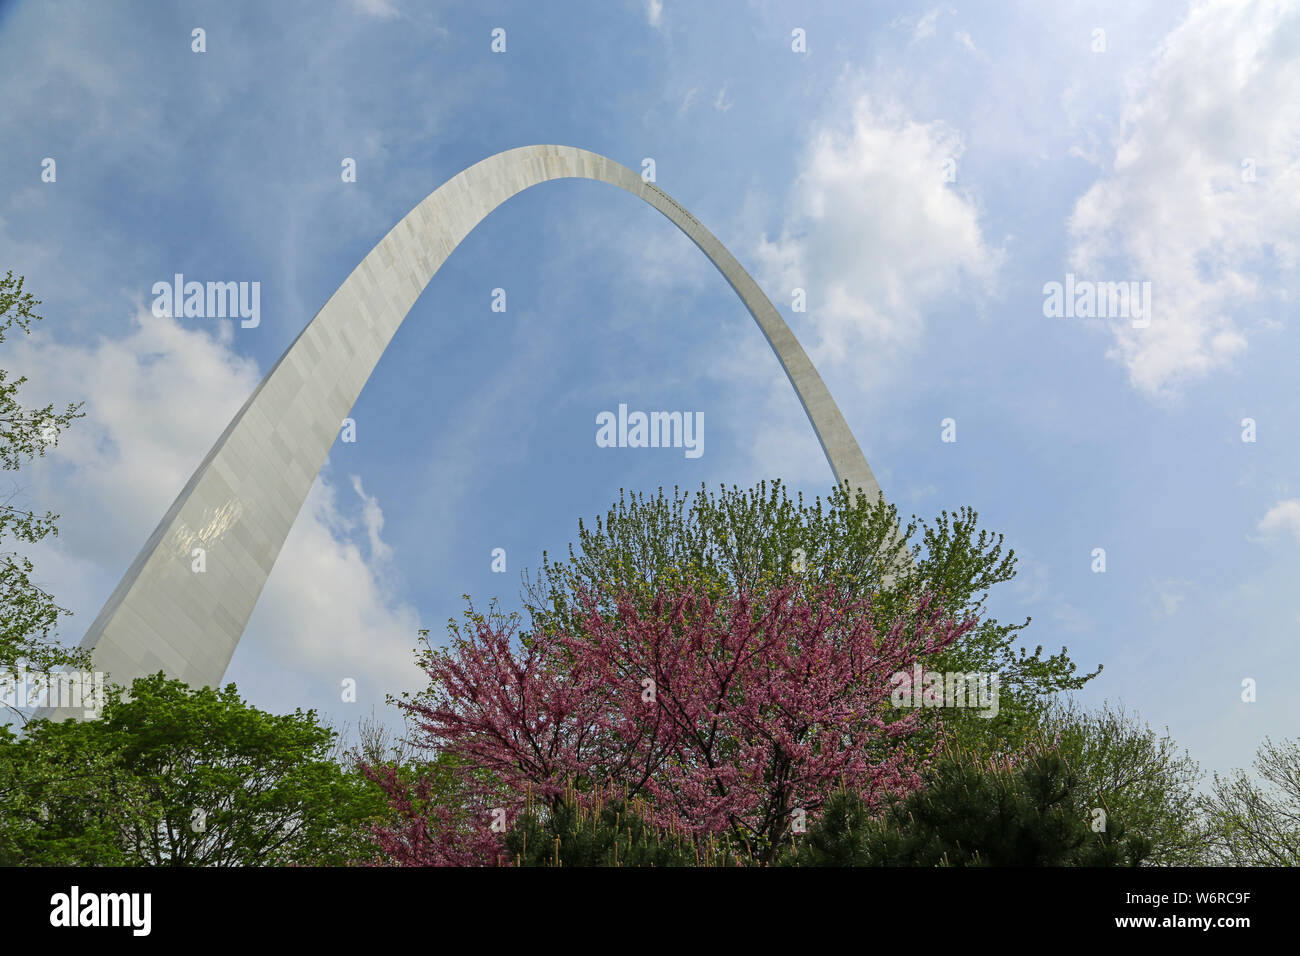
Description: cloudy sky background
1,0,1297,777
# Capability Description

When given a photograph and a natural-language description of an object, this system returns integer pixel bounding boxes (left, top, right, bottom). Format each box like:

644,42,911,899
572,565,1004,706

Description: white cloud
1258,499,1300,541
914,8,941,39
9,309,421,701
351,0,400,19
709,88,995,486
714,82,733,112
892,5,954,41
756,90,997,371
13,311,260,562
246,476,422,700
1156,590,1185,617
1067,0,1300,395
350,475,394,565
646,0,664,29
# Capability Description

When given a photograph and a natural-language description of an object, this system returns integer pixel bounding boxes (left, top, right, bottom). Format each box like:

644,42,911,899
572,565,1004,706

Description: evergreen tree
505,794,740,867
789,746,1152,867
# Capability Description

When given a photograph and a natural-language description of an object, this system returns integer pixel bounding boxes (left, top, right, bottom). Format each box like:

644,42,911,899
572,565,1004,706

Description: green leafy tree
523,481,1099,755
2,674,387,865
788,746,1152,866
1041,701,1207,865
0,271,86,695
1200,736,1300,866
0,718,136,865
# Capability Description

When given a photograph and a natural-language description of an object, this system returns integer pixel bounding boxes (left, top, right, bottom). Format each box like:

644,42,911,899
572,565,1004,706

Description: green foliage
0,719,134,865
1200,735,1300,866
0,271,87,684
1042,700,1207,865
505,795,740,867
780,788,877,867
523,480,1099,755
1,673,387,866
788,746,1152,866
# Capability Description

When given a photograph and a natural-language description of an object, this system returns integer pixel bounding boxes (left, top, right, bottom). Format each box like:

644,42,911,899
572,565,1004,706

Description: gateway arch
65,145,884,705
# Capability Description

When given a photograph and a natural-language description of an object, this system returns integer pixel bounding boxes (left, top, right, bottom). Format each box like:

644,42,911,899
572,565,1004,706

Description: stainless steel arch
70,145,884,699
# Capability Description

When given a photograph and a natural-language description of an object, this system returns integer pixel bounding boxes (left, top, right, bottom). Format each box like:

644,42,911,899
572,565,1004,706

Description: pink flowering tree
367,581,974,864
360,762,506,866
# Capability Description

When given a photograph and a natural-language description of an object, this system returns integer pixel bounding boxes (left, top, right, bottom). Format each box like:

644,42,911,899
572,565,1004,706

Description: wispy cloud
714,82,733,112
352,0,401,19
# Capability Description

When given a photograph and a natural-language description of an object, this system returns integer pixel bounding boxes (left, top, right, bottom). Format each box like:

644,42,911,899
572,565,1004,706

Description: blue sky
2,0,1297,779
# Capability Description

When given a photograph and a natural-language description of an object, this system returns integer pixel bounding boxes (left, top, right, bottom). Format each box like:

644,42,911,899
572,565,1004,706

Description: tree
790,746,1152,866
523,482,1100,756
505,792,739,867
354,722,507,868
2,673,386,865
1041,700,1207,865
780,786,877,867
380,581,973,865
0,271,86,708
1200,736,1300,866
360,756,505,867
0,718,135,865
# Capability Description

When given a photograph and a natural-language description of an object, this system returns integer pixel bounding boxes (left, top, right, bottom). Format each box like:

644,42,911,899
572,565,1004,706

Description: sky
1,0,1297,779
